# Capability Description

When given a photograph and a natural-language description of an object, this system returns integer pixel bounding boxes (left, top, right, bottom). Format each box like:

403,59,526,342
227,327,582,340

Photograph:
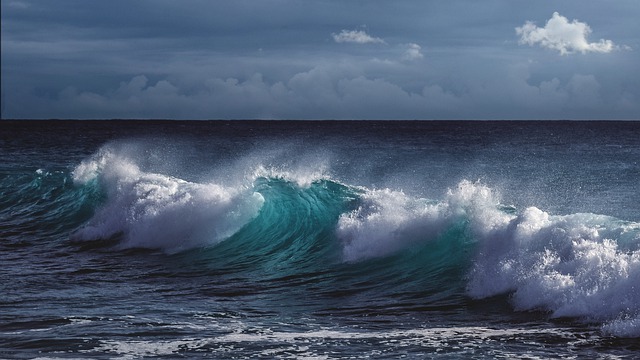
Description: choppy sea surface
1,120,639,359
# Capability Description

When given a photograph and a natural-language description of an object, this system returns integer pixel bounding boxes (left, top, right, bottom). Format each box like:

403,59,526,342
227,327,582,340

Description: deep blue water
1,120,640,359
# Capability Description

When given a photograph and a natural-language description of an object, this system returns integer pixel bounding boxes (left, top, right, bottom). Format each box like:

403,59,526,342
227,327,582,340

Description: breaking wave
3,142,639,337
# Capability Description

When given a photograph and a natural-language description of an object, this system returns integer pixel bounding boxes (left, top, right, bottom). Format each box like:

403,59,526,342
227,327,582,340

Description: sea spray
68,144,640,337
23,139,634,338
336,180,503,262
467,207,640,336
335,179,640,336
4,120,640,359
71,145,264,253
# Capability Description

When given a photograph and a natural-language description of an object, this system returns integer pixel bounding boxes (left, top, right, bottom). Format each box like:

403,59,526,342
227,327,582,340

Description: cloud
516,12,616,55
402,43,424,61
7,1,30,9
332,30,385,44
10,60,636,121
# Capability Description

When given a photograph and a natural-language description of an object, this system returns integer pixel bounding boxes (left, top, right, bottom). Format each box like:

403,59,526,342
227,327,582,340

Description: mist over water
2,120,640,358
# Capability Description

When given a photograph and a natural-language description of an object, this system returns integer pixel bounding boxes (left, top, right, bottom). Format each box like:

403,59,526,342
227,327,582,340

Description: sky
1,0,639,120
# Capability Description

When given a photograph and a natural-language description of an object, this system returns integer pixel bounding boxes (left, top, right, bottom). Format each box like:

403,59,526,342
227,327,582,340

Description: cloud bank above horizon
1,1,639,120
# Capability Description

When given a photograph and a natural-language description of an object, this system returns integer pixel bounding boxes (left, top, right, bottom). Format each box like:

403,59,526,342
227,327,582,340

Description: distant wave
3,142,639,337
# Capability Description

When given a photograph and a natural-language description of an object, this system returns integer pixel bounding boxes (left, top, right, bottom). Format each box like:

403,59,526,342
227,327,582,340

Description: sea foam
72,145,264,253
337,180,505,262
337,180,640,336
70,144,640,336
468,206,640,336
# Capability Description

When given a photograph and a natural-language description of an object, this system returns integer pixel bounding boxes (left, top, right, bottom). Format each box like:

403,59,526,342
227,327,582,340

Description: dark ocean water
1,120,639,359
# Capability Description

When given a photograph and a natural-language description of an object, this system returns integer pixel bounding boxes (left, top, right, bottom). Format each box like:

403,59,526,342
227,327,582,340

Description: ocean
1,120,639,359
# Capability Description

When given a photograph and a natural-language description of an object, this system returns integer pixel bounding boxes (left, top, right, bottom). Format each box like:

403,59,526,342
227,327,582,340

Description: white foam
85,325,578,359
602,315,640,338
92,339,211,359
65,323,585,359
335,179,640,336
336,180,505,262
467,206,640,336
72,146,263,253
337,187,447,262
251,164,330,188
218,326,541,342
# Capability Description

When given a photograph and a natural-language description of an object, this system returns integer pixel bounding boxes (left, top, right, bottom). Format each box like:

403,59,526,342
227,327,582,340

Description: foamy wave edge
71,146,264,254
337,179,640,336
71,145,640,337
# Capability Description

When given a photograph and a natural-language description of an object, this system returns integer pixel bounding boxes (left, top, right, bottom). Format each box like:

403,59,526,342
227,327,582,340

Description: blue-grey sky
1,0,639,119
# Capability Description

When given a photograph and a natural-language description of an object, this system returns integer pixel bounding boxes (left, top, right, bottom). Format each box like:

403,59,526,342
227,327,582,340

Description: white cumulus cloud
332,29,385,44
402,43,424,60
516,12,616,55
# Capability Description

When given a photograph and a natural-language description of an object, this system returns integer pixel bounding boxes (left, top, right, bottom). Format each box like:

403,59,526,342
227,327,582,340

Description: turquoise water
1,120,639,358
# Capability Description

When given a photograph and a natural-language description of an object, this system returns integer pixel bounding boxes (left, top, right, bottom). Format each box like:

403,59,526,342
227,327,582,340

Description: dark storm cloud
1,0,639,119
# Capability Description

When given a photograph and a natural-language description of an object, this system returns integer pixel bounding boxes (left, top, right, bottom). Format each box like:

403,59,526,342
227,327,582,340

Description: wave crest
71,145,264,253
337,180,504,262
67,145,640,337
468,206,640,336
